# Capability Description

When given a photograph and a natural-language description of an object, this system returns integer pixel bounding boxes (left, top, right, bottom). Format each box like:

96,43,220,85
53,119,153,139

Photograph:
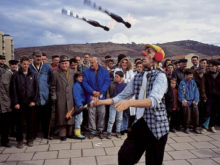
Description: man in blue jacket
83,57,110,139
29,51,52,139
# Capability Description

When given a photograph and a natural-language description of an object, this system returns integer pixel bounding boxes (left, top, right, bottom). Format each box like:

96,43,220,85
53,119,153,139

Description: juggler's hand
115,100,131,112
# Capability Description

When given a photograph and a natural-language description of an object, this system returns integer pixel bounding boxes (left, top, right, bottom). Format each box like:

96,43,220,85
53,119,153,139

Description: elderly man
93,44,169,165
0,67,12,147
50,55,75,141
29,51,52,139
83,57,110,139
0,55,9,70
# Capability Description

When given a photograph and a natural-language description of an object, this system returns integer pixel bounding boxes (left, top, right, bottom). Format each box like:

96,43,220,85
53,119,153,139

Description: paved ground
1,127,220,165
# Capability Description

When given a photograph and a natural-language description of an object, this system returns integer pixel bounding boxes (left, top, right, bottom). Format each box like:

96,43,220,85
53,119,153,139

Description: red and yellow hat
142,44,165,62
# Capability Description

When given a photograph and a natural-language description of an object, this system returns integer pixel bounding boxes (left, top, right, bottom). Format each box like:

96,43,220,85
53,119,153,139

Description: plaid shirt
113,69,169,140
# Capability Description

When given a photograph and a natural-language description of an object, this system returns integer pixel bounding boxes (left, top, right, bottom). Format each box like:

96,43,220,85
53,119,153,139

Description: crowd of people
0,49,219,152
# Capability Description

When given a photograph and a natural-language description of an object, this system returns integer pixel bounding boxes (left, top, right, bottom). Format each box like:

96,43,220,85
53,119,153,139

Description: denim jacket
178,79,199,104
29,63,52,105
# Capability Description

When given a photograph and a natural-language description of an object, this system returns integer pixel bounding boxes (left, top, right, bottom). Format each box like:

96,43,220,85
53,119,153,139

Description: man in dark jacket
83,57,110,139
200,60,220,133
10,56,39,148
173,59,188,85
0,68,12,147
29,51,52,139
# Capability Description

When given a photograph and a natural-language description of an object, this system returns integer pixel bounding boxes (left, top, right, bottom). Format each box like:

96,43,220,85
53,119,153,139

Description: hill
14,40,220,60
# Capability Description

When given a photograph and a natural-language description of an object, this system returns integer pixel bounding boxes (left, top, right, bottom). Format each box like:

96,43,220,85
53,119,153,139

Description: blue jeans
121,109,129,131
75,107,83,129
107,105,123,133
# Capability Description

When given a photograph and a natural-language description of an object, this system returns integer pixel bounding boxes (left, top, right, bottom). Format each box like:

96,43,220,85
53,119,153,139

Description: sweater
113,82,126,97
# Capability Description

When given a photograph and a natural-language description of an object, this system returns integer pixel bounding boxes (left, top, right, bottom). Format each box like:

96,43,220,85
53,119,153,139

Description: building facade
0,30,14,64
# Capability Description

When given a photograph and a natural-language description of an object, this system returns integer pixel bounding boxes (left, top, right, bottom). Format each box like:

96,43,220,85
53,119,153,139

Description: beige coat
50,69,75,126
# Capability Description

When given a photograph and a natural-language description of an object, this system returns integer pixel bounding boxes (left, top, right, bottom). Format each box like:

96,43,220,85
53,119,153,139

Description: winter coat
173,68,185,85
29,63,52,105
201,71,220,100
10,68,39,106
178,79,200,104
50,69,75,126
0,68,12,113
83,65,110,103
73,81,86,108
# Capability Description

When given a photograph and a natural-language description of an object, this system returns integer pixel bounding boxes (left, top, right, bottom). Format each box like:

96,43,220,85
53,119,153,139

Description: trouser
16,105,35,142
48,102,56,137
121,109,129,131
0,112,10,145
75,110,83,129
107,105,123,133
9,110,17,137
88,105,105,134
35,104,51,138
198,100,206,125
59,125,73,137
169,110,179,129
118,118,168,165
183,104,199,128
81,107,88,131
206,96,220,127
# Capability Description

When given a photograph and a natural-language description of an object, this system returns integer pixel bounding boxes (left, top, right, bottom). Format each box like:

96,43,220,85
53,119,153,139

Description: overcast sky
0,0,220,48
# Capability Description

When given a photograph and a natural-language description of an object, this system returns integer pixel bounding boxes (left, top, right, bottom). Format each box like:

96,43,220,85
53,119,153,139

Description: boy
73,72,86,139
107,71,126,139
169,78,179,133
135,61,144,74
11,56,39,148
178,69,200,134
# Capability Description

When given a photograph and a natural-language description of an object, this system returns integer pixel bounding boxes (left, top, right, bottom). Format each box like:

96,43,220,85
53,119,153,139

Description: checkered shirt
133,70,169,140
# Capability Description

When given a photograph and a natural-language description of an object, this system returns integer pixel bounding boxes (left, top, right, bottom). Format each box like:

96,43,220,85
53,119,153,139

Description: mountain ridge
14,40,220,59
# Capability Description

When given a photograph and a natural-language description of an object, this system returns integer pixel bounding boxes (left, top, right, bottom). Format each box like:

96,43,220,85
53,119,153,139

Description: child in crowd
11,56,39,148
169,78,179,133
178,69,200,134
73,72,86,139
107,71,126,139
135,61,144,74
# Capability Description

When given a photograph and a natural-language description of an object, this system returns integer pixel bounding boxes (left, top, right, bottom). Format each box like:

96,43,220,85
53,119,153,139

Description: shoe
74,129,85,139
116,133,121,138
170,128,176,133
47,136,53,140
201,128,207,134
184,128,190,134
121,130,127,135
88,134,95,139
27,141,34,147
2,143,11,148
60,136,67,141
210,127,217,133
106,133,112,139
194,127,201,134
99,133,104,139
17,141,24,149
75,135,86,140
